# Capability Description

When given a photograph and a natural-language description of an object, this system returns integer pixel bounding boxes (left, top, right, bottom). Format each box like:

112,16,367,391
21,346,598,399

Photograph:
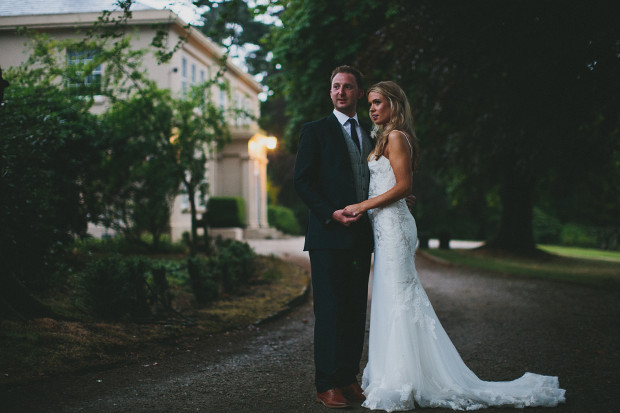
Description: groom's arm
294,123,338,225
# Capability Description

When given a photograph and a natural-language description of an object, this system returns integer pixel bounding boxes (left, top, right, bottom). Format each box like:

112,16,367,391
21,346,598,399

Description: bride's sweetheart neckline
369,155,390,165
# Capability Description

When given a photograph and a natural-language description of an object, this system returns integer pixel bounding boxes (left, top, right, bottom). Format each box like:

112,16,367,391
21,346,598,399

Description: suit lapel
327,113,350,158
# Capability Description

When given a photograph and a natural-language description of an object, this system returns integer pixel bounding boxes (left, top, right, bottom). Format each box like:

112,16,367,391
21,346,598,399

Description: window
244,95,251,125
236,91,242,125
219,88,226,110
200,69,205,83
66,49,102,94
180,194,189,211
191,63,196,84
181,57,187,96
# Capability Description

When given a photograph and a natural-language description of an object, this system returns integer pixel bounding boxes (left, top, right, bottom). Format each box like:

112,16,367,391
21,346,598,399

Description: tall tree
99,84,180,248
194,0,273,74
400,1,620,251
265,0,619,252
172,80,231,254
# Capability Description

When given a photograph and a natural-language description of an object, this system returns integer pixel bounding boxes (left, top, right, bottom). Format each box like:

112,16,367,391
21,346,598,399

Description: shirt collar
333,109,359,126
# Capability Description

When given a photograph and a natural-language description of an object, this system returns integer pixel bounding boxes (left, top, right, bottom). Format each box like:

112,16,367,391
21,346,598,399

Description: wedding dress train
362,154,566,411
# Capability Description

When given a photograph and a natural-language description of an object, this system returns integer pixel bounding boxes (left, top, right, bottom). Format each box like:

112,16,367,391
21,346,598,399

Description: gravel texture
2,238,618,412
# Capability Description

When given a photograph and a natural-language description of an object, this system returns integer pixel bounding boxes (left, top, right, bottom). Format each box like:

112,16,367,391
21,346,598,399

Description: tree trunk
489,176,536,252
183,179,199,255
188,191,197,255
202,214,212,256
0,271,56,320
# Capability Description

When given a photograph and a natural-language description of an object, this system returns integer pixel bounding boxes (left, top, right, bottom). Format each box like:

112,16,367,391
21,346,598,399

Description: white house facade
0,0,278,240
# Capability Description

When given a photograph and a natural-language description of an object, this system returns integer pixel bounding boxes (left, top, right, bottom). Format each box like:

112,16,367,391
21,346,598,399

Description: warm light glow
265,136,277,150
248,134,278,158
169,127,179,144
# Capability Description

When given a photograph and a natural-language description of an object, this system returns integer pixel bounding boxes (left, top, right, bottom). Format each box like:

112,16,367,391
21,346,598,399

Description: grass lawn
538,245,620,262
423,244,620,288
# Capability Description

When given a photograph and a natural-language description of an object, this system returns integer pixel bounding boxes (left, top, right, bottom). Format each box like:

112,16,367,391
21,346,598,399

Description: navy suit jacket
294,113,374,252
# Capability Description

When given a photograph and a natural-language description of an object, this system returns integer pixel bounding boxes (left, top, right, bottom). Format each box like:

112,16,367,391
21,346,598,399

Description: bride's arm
344,131,412,216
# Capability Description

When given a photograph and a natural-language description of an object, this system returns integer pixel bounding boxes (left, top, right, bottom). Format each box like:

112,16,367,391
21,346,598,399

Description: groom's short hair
330,65,364,89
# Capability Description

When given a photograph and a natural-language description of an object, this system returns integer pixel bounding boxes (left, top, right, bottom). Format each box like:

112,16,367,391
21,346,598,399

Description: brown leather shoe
316,388,351,408
339,382,366,402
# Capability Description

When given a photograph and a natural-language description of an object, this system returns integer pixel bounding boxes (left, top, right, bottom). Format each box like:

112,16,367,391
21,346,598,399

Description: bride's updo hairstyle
368,81,419,172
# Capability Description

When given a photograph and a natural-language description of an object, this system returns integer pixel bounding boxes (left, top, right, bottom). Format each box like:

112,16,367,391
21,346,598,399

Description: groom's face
330,72,364,117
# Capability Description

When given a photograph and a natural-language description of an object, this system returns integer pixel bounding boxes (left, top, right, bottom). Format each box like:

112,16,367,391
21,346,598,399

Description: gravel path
3,238,619,412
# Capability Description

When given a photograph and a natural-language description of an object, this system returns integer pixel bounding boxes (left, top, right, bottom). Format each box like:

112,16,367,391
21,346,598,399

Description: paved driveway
3,238,618,412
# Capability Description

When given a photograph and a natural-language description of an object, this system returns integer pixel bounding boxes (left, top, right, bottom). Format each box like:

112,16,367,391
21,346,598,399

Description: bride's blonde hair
368,81,419,172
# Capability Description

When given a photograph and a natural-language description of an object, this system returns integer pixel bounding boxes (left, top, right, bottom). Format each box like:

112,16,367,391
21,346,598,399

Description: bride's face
368,91,390,126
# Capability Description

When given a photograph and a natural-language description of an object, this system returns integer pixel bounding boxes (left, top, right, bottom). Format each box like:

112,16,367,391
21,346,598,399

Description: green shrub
533,207,562,244
139,233,187,253
594,226,619,250
187,255,222,303
560,223,597,248
81,256,179,319
72,235,136,254
268,205,302,235
72,234,186,254
150,262,172,309
82,255,151,319
0,80,103,288
206,197,246,228
187,238,256,302
214,237,256,293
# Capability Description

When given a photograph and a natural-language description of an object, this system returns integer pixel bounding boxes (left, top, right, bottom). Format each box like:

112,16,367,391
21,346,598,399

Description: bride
343,81,566,411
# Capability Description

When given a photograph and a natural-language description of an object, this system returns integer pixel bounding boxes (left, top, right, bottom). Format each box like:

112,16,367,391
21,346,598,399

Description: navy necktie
348,118,361,152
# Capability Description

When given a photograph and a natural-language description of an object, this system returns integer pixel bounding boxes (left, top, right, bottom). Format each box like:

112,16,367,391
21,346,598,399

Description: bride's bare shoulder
390,130,410,140
385,130,411,157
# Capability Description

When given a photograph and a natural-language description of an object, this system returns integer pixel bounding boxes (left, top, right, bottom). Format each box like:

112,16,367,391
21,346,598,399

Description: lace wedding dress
361,154,566,411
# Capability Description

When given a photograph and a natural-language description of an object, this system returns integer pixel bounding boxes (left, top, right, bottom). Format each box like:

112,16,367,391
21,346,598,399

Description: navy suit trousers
309,248,371,392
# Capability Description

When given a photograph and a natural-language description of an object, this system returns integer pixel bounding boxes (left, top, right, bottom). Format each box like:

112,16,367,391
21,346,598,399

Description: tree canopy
194,0,273,74
259,0,619,251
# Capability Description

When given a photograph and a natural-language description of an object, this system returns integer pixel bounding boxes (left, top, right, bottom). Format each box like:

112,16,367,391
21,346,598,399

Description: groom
294,65,374,408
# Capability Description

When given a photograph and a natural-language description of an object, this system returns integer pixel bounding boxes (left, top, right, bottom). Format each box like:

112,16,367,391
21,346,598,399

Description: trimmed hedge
268,205,302,235
206,196,246,228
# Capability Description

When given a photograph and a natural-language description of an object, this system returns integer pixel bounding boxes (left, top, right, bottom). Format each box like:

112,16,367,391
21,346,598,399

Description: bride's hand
332,208,361,226
343,203,364,217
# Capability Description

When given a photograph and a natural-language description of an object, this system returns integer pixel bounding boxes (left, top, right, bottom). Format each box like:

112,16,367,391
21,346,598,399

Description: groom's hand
405,194,416,210
332,209,362,227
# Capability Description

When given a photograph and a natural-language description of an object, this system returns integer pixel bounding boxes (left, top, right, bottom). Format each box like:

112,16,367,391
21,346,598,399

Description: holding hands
339,194,416,227
332,208,363,227
405,194,417,209
343,203,366,219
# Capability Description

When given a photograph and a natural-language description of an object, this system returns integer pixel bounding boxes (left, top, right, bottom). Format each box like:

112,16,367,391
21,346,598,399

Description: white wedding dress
361,153,566,412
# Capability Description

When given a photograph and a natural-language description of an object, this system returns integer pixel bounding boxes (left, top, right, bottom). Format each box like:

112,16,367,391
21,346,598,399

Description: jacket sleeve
293,122,335,225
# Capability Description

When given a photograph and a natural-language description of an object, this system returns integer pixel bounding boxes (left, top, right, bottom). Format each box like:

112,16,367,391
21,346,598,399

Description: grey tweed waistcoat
341,125,372,203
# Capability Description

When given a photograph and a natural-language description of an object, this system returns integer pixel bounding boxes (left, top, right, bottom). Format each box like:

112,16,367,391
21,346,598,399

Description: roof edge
0,8,262,93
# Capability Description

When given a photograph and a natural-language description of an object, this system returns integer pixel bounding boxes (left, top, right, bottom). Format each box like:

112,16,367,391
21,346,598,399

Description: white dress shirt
333,109,363,149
